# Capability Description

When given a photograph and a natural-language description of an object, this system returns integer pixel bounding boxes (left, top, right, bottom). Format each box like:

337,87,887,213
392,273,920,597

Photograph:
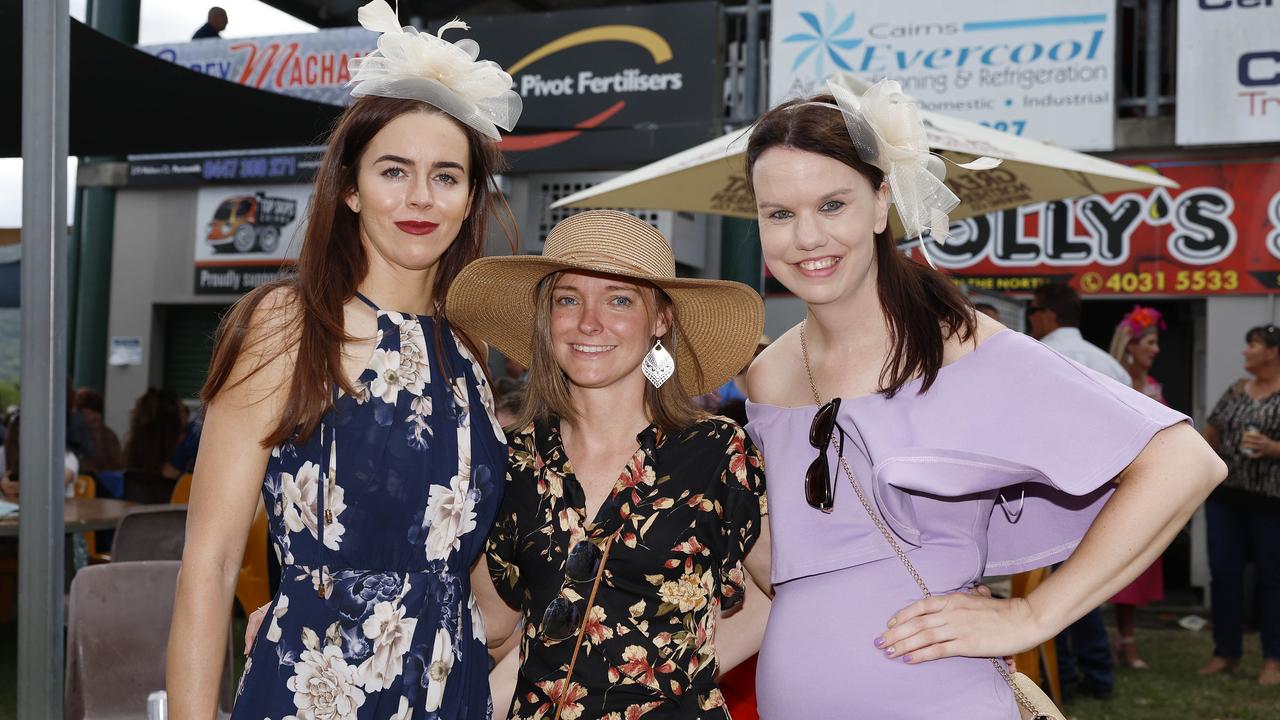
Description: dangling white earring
642,338,675,388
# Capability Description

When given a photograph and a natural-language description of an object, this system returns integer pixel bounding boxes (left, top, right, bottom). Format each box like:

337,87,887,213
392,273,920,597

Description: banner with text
769,0,1116,150
930,156,1280,297
140,2,720,171
1176,0,1280,146
193,185,309,295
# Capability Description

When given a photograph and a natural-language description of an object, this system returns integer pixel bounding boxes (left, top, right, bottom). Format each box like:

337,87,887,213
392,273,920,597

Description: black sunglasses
807,398,842,513
540,539,605,640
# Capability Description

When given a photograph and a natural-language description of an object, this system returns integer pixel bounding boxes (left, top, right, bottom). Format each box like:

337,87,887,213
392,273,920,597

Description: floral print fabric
233,296,506,720
487,417,767,719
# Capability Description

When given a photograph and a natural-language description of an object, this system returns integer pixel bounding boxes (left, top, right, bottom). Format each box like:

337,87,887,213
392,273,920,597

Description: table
0,497,140,537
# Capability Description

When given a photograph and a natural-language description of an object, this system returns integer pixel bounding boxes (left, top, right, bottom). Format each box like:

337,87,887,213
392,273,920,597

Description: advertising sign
1176,0,1280,146
931,157,1280,297
193,184,310,295
129,148,322,187
769,0,1117,150
139,2,720,171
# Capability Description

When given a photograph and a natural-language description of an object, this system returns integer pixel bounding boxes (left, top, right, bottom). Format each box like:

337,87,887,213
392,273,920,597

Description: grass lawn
1063,625,1278,720
0,615,1276,717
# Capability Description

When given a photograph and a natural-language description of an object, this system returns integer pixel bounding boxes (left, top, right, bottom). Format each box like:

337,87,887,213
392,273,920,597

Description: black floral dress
486,416,767,719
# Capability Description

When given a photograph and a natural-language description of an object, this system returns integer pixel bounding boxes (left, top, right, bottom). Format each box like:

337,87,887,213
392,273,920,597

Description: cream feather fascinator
347,1,522,140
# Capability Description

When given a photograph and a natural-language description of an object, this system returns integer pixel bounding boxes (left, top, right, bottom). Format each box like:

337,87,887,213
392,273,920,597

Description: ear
345,188,361,214
654,303,672,339
873,180,890,234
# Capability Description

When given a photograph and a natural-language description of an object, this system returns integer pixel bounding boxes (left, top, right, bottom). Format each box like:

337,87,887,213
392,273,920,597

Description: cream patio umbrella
551,78,1178,236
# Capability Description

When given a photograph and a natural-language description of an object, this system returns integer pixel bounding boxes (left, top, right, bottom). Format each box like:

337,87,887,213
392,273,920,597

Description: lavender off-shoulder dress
745,330,1187,719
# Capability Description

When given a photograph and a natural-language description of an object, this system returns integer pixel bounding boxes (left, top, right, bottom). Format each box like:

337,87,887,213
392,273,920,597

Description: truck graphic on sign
205,192,297,254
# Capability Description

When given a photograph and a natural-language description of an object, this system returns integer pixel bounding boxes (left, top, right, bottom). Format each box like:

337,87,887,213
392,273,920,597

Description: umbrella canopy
552,82,1179,234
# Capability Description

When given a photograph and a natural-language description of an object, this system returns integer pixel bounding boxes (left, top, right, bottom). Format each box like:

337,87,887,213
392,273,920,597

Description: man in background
1028,282,1126,701
192,7,228,40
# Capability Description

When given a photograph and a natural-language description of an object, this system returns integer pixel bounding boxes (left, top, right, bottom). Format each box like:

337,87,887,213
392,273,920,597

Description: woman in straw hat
169,2,521,717
447,210,771,719
739,78,1225,718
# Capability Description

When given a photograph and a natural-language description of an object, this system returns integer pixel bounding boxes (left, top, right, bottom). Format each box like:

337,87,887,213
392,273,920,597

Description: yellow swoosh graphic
506,25,673,76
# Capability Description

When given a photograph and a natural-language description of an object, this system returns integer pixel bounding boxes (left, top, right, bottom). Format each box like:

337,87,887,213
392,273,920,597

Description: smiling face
345,111,473,283
751,146,889,308
548,271,670,394
1128,330,1160,371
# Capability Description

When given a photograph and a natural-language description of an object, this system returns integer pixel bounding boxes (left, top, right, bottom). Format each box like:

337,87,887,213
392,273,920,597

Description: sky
0,0,318,228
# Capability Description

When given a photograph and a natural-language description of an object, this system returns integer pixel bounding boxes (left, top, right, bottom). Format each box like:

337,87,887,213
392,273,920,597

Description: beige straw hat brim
446,210,764,396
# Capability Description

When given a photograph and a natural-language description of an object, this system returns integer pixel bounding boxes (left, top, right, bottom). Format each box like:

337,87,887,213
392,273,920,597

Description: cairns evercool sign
141,3,719,173
1176,0,1280,145
769,0,1117,150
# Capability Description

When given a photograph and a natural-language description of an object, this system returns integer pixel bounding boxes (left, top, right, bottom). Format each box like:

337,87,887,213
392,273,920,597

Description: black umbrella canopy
0,1,346,157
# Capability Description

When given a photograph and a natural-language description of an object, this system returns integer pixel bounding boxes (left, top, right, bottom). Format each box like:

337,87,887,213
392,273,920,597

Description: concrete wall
104,188,238,433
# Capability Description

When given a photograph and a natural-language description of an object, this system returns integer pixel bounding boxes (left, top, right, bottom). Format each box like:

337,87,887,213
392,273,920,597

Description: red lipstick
395,221,439,236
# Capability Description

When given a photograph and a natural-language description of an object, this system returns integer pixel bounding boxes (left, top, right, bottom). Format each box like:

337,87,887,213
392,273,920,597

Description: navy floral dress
234,293,506,720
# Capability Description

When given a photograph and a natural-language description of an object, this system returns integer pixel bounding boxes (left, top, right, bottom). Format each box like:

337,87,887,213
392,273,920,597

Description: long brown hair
513,272,705,435
745,94,976,397
123,387,184,473
203,96,513,447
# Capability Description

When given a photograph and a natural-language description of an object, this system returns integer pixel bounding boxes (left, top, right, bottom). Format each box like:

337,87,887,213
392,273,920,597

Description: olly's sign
770,0,1117,150
140,3,719,172
929,157,1280,296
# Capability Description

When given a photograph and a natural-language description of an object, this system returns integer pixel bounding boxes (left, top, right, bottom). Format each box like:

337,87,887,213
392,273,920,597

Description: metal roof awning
0,0,345,158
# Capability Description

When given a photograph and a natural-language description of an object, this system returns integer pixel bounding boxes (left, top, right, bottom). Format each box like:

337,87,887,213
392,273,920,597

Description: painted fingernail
884,646,896,658
902,655,913,663
874,636,886,648
887,618,897,628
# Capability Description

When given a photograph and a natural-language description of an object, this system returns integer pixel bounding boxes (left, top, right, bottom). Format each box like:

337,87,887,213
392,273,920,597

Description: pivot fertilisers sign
1176,0,1280,145
769,1,1117,150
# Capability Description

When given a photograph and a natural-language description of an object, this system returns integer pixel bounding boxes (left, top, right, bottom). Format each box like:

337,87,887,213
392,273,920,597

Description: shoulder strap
554,536,614,720
352,291,380,311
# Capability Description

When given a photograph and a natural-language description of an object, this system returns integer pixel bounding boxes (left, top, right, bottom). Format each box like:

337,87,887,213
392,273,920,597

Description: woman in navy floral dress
166,3,523,717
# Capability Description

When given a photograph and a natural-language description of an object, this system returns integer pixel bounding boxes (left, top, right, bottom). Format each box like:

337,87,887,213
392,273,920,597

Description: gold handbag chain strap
800,322,1043,717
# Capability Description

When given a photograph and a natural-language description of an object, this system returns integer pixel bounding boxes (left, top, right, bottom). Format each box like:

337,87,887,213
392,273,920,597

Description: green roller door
163,305,227,401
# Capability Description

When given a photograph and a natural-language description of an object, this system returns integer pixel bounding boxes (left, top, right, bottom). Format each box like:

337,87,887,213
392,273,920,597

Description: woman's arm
879,422,1225,663
471,554,522,651
166,291,295,719
714,564,771,676
1203,423,1222,453
489,640,520,720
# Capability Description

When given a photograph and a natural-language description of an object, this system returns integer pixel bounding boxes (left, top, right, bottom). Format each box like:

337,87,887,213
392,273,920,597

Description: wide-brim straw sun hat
447,210,764,396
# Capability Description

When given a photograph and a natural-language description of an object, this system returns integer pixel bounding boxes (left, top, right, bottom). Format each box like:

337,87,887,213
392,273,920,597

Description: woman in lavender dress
740,79,1225,718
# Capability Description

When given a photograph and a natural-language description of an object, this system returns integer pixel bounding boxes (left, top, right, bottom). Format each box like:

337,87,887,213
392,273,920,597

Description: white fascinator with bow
347,0,522,140
819,77,1001,267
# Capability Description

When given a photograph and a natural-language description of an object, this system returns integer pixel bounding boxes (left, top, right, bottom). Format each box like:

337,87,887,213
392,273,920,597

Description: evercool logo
507,26,683,98
782,4,1109,99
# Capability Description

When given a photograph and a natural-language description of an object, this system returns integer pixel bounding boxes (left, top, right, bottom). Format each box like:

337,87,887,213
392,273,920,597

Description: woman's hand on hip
876,590,1041,665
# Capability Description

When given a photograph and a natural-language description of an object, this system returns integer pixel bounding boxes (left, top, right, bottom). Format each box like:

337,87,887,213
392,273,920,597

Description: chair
64,561,233,719
170,472,193,504
74,474,111,564
1011,567,1062,705
235,499,272,617
110,505,188,563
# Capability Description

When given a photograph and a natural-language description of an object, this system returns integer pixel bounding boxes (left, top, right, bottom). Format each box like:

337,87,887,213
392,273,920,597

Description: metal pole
19,0,69,717
1144,0,1162,117
743,0,761,119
